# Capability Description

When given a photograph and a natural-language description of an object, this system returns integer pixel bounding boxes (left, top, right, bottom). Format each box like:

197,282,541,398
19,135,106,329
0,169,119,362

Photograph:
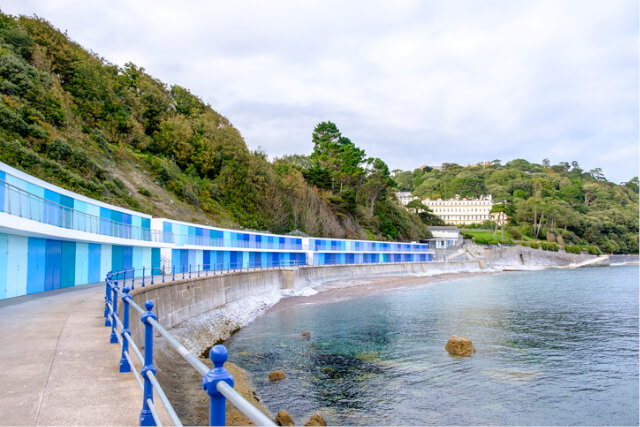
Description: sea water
225,266,639,425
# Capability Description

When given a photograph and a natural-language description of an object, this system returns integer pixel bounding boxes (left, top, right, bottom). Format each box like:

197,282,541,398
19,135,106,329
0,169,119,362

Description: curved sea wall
126,260,484,352
485,245,605,267
126,269,291,345
293,260,485,289
125,248,607,352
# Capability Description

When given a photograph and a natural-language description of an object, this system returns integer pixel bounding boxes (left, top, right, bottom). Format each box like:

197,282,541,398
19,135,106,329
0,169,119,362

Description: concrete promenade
0,283,168,426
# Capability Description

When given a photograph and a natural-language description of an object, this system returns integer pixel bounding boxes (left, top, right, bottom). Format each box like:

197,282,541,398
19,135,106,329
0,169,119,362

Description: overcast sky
3,0,638,182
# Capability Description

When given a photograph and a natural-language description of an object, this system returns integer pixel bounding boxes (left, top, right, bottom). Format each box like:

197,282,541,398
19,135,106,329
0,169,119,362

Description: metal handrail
106,255,435,291
1,179,435,253
217,381,273,425
0,178,158,241
146,370,182,426
105,273,276,426
2,179,434,253
108,260,308,289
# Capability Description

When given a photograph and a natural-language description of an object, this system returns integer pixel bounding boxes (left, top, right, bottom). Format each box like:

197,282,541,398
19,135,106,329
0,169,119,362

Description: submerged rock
304,412,327,426
276,410,295,426
445,335,476,356
268,370,287,381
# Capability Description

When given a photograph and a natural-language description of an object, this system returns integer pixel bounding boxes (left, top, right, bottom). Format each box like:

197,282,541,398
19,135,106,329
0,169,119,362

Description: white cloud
3,0,638,182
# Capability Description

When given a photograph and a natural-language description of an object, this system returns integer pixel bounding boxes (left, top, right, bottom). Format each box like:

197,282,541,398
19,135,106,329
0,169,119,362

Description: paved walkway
0,284,168,426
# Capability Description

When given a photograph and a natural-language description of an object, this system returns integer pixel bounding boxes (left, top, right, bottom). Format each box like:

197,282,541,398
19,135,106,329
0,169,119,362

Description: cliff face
0,13,429,241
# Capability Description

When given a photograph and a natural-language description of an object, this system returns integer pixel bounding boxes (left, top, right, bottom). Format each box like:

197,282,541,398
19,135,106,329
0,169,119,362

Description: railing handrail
1,178,157,241
105,271,275,426
1,177,432,252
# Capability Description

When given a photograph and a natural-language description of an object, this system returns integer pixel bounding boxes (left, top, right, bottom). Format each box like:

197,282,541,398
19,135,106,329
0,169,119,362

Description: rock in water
445,335,476,356
301,331,311,339
276,410,295,426
268,370,287,381
304,413,327,426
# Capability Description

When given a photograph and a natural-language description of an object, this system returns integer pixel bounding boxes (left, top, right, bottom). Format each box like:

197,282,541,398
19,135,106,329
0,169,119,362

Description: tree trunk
369,193,377,216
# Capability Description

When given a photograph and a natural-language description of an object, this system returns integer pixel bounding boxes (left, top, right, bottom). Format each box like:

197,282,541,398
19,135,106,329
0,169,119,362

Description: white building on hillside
395,192,416,206
423,194,501,225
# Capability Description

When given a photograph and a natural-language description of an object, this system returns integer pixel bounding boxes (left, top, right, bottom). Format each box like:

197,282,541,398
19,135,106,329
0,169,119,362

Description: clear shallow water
226,266,639,425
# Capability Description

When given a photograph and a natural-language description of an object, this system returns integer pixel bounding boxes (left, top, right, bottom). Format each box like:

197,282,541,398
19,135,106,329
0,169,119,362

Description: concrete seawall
126,269,290,344
485,246,606,267
125,260,484,349
124,248,610,349
293,260,485,289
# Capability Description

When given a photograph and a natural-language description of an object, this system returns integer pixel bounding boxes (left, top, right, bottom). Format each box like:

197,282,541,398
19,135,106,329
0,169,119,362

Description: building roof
427,226,460,231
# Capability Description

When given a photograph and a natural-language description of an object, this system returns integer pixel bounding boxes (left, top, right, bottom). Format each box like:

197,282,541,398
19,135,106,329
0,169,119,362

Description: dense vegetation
0,13,429,241
393,160,639,253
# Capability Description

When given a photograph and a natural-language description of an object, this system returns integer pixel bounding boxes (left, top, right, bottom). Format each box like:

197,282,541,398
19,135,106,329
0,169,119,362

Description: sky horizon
2,0,638,183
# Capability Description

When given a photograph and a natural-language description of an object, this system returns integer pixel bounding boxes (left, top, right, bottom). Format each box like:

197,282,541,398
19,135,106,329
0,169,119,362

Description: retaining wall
124,261,482,345
485,246,601,267
609,254,639,265
292,260,484,288
126,269,291,343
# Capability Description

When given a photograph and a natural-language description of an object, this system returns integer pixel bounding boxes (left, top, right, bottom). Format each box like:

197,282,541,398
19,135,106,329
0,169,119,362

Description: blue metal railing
104,270,276,426
310,239,431,253
0,178,159,241
0,179,304,250
1,179,434,253
108,260,307,289
106,255,438,290
167,234,304,251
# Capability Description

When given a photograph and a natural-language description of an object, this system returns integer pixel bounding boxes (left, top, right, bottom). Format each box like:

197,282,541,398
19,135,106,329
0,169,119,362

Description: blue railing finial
202,345,234,426
210,345,228,369
143,300,155,314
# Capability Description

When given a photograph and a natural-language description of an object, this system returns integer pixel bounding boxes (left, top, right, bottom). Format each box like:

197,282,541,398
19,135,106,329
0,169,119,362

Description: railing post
202,345,234,427
119,286,131,373
110,281,119,344
151,266,154,285
172,265,175,281
162,264,165,283
142,266,145,287
182,265,185,280
140,300,157,426
189,264,192,279
132,268,136,289
197,264,200,278
104,272,112,327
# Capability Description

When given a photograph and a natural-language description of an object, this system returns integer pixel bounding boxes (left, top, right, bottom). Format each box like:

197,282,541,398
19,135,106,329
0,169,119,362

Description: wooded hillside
393,160,639,253
0,13,429,241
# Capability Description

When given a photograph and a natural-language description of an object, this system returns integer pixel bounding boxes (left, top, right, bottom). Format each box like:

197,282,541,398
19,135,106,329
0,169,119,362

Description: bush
520,224,534,238
46,137,72,161
473,235,499,245
586,245,601,255
565,245,582,254
507,225,522,240
137,186,152,197
461,231,474,240
540,241,559,251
